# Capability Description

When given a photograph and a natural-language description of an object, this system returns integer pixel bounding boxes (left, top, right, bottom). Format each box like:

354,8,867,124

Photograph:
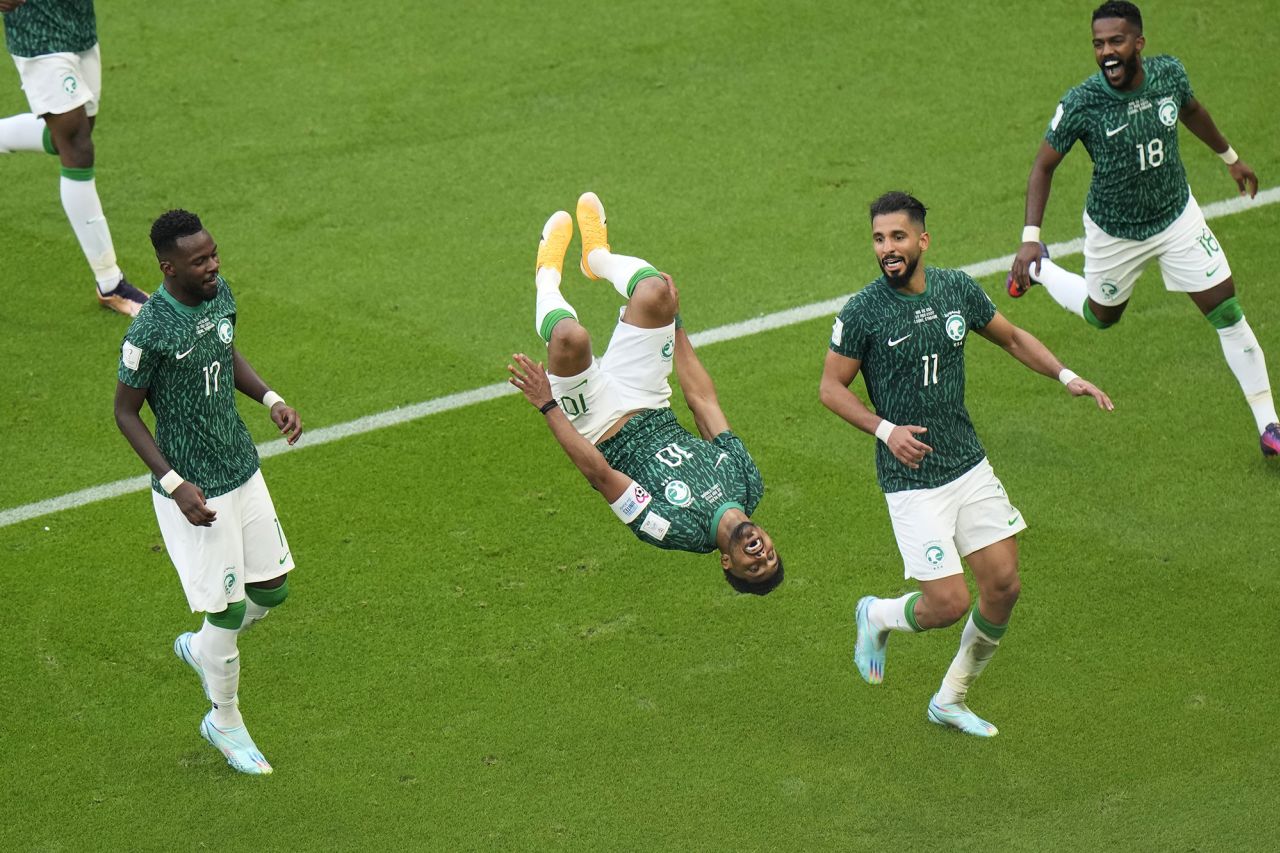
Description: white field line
3,187,1277,530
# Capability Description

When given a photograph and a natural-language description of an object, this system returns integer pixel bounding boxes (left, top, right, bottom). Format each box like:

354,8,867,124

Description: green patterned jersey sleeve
1167,55,1194,106
829,295,870,360
118,318,164,390
713,431,764,516
961,273,997,329
1044,94,1086,154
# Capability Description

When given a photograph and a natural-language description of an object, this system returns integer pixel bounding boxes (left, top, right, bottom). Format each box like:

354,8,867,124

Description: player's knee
205,599,247,631
549,317,589,350
1084,301,1118,330
246,577,290,608
925,586,971,627
985,572,1021,611
631,276,677,320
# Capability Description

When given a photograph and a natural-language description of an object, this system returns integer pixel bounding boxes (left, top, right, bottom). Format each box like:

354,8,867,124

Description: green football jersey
118,277,259,499
3,0,97,58
830,267,996,493
598,408,764,554
1045,54,1195,241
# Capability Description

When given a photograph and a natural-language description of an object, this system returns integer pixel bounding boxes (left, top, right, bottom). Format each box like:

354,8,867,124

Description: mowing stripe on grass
3,187,1277,530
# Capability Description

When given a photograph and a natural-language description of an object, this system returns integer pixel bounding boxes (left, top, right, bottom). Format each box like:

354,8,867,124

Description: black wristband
539,400,558,415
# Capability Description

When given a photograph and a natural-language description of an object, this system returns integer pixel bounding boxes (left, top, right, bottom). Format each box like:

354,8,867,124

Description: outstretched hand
1228,159,1258,198
886,425,933,470
508,353,556,409
1009,241,1044,293
1066,376,1115,411
270,403,303,444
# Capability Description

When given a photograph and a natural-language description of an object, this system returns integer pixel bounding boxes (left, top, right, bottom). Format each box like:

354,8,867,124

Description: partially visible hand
0,2,29,14
886,425,933,470
508,353,556,409
658,272,680,315
271,403,303,444
1228,159,1258,198
1066,377,1115,411
174,481,216,527
1009,241,1045,293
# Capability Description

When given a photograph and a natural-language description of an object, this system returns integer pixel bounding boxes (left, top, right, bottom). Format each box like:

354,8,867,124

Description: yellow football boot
536,210,573,274
575,191,610,280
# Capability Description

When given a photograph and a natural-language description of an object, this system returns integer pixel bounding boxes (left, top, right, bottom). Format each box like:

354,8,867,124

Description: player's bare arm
820,349,933,469
1178,98,1258,198
1010,142,1068,289
113,381,217,526
0,0,28,11
508,353,633,502
976,313,1114,411
672,327,730,440
231,347,302,445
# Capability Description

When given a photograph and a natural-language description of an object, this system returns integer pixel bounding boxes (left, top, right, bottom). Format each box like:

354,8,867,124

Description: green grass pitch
3,1,1278,849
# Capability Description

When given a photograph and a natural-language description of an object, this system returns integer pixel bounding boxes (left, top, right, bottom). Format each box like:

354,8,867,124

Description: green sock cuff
538,308,575,343
42,125,58,155
1083,301,1115,330
1205,296,1244,329
904,592,924,632
205,599,247,630
625,266,662,298
246,578,289,608
59,165,94,181
972,608,1008,640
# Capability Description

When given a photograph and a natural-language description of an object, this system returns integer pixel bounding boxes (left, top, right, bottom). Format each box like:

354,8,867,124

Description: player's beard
881,254,920,288
1103,53,1141,89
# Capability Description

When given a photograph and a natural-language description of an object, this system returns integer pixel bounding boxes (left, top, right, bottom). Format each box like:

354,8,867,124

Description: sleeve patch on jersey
831,317,844,346
121,340,142,371
640,511,671,541
610,481,651,524
1050,102,1064,131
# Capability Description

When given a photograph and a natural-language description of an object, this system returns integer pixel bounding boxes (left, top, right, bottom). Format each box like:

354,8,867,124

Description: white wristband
874,419,897,443
1219,146,1239,165
1021,225,1041,244
1058,368,1079,386
159,470,184,495
262,390,285,409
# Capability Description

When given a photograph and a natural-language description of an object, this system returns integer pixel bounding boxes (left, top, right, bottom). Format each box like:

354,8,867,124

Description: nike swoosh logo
175,345,197,360
1205,266,1221,278
567,378,588,390
714,452,729,469
1007,515,1020,526
278,551,291,565
1105,123,1128,137
887,334,911,347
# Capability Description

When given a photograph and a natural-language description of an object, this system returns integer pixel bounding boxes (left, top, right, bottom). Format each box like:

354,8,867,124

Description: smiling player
822,192,1111,736
1007,1,1279,456
508,192,782,594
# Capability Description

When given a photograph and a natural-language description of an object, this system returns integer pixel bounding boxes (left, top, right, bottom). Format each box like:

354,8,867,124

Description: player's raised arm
820,349,933,470
672,326,730,440
508,353,633,502
1010,141,1068,290
1178,98,1258,198
113,381,217,526
975,312,1114,411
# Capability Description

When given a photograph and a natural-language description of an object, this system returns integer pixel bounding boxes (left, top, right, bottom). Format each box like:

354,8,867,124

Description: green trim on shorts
42,125,58,155
1205,296,1243,330
246,578,289,608
625,266,662,298
59,165,95,181
972,608,1008,640
1083,301,1115,330
205,599,247,630
538,308,575,343
903,592,924,632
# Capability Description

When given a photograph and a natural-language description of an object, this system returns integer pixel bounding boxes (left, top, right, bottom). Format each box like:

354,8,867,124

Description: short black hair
869,191,927,228
150,209,204,255
1092,1,1142,32
723,555,785,596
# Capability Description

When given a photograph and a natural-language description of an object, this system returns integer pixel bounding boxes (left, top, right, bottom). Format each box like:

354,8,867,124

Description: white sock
239,599,272,634
586,248,654,300
59,175,122,291
1032,257,1087,320
1217,317,1279,432
535,267,577,343
193,620,244,729
936,612,1002,706
866,593,921,634
0,113,45,153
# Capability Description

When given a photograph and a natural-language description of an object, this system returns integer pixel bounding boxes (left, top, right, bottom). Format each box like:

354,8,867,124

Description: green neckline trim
710,501,745,544
158,283,205,315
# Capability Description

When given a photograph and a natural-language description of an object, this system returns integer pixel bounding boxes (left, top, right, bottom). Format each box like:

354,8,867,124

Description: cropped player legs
44,107,124,293
935,537,1020,705
1190,280,1280,438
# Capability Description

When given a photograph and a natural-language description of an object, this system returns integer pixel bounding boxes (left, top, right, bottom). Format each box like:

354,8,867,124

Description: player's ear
919,230,930,251
1134,34,1145,52
720,552,732,571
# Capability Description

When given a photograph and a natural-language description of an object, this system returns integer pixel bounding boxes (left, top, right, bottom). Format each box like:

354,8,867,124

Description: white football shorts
1083,194,1232,306
10,43,101,118
884,457,1027,582
153,468,295,613
548,311,675,444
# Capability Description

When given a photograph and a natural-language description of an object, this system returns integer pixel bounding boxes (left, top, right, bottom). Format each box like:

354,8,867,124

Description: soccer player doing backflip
1007,1,1279,456
507,192,782,593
